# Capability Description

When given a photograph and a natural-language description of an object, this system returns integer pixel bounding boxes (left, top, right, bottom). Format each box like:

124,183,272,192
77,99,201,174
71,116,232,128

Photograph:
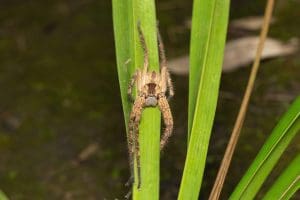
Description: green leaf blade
230,96,300,200
112,0,160,199
112,0,134,129
263,154,300,200
179,0,230,198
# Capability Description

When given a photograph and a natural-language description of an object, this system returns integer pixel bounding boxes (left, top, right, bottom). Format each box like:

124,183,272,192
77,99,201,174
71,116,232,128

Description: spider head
144,83,158,107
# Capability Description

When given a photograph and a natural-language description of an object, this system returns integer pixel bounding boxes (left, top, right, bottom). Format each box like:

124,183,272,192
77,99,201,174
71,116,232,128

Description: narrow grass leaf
187,0,229,140
112,0,160,199
179,0,229,199
112,0,134,128
263,154,300,200
230,96,300,200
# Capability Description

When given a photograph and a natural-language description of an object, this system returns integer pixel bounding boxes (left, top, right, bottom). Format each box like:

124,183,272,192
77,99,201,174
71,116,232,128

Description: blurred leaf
168,37,298,75
0,190,8,200
230,96,300,200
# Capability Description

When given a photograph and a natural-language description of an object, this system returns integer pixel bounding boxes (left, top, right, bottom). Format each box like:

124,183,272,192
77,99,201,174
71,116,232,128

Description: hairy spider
127,23,174,190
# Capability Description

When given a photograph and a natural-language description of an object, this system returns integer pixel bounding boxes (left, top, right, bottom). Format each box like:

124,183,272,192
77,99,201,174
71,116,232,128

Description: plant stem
208,0,275,199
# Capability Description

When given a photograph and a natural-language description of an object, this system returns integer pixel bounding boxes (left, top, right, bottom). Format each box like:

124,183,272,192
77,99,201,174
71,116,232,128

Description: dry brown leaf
230,16,276,31
77,143,99,162
168,37,298,75
183,16,275,31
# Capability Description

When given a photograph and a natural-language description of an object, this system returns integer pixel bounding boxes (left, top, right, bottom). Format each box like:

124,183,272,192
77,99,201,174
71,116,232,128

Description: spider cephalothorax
127,23,174,190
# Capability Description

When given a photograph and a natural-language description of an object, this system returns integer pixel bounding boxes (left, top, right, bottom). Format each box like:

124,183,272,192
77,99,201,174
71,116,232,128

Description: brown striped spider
127,23,174,191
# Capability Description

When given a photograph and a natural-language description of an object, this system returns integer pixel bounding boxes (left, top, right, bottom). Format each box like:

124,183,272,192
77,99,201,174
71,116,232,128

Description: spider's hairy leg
137,22,149,73
157,28,167,68
166,71,174,99
126,117,135,188
157,28,174,99
128,70,139,102
128,95,145,189
158,95,174,150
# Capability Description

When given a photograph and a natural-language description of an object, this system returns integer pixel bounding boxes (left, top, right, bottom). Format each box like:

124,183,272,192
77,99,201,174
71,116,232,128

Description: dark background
0,0,299,199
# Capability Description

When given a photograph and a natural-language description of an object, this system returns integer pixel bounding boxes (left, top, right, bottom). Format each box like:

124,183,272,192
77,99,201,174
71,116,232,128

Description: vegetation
0,190,8,200
179,0,229,198
230,96,300,199
112,0,160,198
113,0,299,199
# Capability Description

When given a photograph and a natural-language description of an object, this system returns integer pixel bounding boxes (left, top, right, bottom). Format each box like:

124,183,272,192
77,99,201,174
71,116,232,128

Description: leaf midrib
190,0,217,137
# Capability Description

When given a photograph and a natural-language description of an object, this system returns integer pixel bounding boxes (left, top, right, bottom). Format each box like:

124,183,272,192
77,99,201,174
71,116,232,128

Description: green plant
112,0,160,199
0,190,8,200
263,154,300,200
113,0,299,199
179,0,229,198
230,96,300,199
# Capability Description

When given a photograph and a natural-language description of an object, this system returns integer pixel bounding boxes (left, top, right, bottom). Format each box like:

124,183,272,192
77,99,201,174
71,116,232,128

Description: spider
127,23,174,190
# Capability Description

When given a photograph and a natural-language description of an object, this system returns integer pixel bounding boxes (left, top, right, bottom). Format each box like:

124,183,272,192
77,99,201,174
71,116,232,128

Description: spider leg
166,71,174,100
137,22,149,73
157,28,167,68
125,175,134,187
158,94,174,150
124,190,132,199
157,29,174,99
127,118,135,189
128,95,145,189
128,70,139,102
